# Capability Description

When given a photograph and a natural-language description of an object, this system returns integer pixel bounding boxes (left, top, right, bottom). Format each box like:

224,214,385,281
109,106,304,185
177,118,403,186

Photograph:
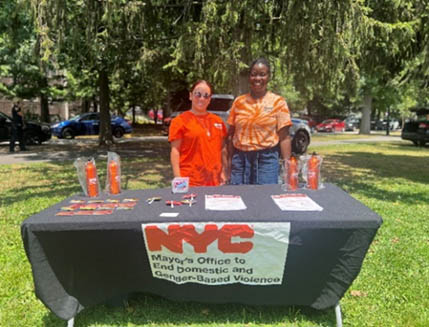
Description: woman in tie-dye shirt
226,58,292,185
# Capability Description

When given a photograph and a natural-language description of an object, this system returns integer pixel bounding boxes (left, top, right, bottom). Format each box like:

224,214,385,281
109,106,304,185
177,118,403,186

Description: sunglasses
193,91,211,99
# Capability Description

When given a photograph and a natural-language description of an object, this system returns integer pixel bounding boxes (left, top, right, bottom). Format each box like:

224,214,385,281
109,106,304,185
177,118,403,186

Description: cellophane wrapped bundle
105,152,121,195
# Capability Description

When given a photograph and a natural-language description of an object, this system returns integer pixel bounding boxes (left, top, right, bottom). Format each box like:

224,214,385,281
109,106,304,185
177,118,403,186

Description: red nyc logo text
145,224,254,254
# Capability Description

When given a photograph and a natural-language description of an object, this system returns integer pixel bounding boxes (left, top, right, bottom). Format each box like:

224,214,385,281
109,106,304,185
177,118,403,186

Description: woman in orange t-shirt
169,80,228,187
226,58,292,185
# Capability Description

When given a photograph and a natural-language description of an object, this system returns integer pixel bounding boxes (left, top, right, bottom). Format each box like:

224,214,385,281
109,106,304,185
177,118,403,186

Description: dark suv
163,94,311,155
401,108,429,146
0,111,52,145
401,120,429,146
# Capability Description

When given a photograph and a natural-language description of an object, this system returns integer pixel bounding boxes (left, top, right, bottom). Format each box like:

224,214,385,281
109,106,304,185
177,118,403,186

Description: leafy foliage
0,0,65,116
2,0,427,130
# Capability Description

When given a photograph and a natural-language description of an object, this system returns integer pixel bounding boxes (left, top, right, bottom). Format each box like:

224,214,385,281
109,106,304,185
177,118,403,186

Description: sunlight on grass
310,130,401,142
1,141,428,327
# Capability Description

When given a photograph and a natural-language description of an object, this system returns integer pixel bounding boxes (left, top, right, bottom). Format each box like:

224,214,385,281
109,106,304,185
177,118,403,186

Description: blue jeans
230,146,280,185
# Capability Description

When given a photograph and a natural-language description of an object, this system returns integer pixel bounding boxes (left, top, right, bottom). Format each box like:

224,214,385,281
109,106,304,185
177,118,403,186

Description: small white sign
271,194,323,211
205,194,247,211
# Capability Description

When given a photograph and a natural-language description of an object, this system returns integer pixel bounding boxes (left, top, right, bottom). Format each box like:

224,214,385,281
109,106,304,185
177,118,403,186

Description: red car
316,119,345,133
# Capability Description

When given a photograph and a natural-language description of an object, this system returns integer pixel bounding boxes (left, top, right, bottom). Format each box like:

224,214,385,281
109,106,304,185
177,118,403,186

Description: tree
356,0,422,134
164,1,369,115
0,0,62,121
32,0,427,137
32,0,157,144
399,1,429,108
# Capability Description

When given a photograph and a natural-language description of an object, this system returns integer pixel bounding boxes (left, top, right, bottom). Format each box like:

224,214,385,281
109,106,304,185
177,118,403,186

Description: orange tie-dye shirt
227,91,292,151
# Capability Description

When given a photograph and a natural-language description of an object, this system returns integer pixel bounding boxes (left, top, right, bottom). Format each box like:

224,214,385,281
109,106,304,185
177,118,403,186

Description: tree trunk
360,94,372,134
235,11,252,96
98,68,113,145
237,71,249,96
82,99,90,113
40,91,50,123
92,97,98,112
386,107,390,136
165,92,172,119
153,109,157,125
36,36,50,123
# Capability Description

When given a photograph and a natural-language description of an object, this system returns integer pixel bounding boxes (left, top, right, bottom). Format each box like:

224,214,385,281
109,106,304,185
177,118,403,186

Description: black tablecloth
21,183,382,320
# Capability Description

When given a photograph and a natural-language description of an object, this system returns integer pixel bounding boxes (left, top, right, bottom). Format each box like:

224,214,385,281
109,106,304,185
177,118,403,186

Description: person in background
226,57,292,184
9,100,27,153
169,80,228,186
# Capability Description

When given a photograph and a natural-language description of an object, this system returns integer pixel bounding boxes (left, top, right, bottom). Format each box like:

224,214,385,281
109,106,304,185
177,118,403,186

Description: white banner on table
142,222,290,285
271,194,323,211
205,194,247,211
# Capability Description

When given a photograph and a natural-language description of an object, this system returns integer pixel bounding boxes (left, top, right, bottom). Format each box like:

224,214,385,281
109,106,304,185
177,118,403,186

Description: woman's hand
278,126,291,160
221,127,234,185
219,171,228,185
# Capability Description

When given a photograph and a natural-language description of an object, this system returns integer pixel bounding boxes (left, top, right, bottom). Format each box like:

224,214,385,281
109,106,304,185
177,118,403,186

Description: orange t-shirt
169,111,227,186
227,91,292,151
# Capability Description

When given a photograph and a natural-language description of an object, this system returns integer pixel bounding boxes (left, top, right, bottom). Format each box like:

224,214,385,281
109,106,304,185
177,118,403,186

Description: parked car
298,115,317,132
401,120,429,146
315,119,345,133
376,119,400,131
344,117,361,131
0,111,51,144
51,112,132,139
125,107,154,125
147,108,164,124
163,94,311,155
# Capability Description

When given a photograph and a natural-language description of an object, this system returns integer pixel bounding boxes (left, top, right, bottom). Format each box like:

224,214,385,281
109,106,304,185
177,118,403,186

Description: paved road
0,135,407,165
0,136,167,165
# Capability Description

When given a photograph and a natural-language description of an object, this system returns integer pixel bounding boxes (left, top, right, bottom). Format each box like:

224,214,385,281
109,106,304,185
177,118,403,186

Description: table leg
335,303,343,327
67,317,74,327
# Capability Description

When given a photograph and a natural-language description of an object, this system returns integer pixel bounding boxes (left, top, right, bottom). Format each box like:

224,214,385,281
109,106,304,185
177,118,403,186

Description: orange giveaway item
307,153,320,190
106,152,121,195
85,160,99,197
108,160,120,194
287,156,298,191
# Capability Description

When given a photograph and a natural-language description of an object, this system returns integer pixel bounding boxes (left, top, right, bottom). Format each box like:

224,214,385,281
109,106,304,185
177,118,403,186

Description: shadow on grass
42,293,335,327
0,165,82,208
322,149,429,205
0,142,173,207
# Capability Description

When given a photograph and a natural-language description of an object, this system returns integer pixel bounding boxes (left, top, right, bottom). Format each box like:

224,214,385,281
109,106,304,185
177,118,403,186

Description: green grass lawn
0,139,428,327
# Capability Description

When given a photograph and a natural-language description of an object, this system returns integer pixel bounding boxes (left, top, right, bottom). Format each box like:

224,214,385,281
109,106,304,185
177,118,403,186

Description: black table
21,183,382,325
